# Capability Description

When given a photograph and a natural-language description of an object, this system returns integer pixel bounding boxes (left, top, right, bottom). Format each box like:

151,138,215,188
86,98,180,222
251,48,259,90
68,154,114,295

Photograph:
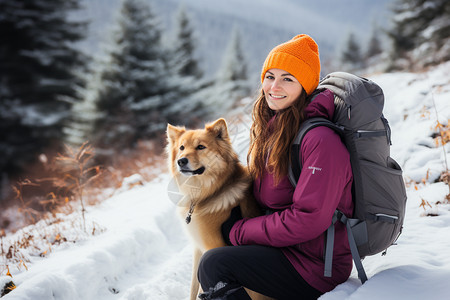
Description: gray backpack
288,72,407,283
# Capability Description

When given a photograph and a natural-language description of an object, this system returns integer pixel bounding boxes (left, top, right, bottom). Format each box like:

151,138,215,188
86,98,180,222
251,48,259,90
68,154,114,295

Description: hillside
77,0,394,79
1,62,449,299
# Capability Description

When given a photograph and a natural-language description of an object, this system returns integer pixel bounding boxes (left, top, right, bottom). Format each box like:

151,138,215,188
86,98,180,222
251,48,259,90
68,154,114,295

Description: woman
198,34,353,300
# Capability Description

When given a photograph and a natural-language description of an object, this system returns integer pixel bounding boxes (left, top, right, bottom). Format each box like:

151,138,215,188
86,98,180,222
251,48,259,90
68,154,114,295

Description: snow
1,62,450,299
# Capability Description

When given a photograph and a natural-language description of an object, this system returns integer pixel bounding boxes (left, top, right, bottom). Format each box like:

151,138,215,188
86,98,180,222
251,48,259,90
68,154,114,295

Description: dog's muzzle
177,157,205,175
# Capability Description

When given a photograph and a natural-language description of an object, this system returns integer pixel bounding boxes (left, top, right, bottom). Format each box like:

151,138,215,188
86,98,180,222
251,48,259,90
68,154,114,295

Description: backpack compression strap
323,211,368,283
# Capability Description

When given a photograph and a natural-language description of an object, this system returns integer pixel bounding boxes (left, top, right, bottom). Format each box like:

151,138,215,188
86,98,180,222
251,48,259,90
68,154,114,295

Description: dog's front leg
190,247,203,300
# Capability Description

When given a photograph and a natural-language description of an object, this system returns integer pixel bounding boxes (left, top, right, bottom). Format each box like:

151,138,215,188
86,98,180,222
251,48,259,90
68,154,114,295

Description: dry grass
0,138,165,279
431,92,449,201
8,142,102,232
405,93,449,212
1,279,16,296
52,142,102,232
0,213,107,278
3,138,166,231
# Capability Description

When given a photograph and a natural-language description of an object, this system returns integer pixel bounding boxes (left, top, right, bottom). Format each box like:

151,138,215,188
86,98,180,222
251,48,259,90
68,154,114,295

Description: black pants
198,245,322,300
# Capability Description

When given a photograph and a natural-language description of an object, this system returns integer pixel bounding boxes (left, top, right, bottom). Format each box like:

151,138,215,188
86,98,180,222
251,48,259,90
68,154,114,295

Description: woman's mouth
270,94,286,99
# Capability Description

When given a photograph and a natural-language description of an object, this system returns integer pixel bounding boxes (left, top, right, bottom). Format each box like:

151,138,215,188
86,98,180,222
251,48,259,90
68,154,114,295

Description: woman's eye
180,145,185,150
284,77,293,82
196,145,206,150
265,75,274,80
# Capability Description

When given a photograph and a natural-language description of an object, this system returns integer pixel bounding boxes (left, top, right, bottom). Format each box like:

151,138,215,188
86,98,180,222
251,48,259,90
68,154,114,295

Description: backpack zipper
375,213,398,220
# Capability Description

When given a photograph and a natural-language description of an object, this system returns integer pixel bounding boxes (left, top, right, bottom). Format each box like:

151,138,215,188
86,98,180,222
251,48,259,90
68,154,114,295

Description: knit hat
261,34,320,95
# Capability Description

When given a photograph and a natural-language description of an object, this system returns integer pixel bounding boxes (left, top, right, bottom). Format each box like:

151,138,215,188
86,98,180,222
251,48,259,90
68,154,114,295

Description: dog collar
186,201,195,224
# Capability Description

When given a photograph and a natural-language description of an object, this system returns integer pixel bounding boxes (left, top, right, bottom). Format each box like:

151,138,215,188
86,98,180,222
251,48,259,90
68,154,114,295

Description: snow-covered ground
1,62,450,299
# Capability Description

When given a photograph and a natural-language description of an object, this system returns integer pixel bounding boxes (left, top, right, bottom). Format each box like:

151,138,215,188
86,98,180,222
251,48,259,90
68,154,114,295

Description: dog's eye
180,145,185,151
196,145,206,150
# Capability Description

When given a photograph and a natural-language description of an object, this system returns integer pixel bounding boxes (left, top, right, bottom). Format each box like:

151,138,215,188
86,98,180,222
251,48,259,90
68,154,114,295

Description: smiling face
262,68,304,111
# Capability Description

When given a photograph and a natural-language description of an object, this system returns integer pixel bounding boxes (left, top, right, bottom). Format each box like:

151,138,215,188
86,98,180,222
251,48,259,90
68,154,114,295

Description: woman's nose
271,79,281,90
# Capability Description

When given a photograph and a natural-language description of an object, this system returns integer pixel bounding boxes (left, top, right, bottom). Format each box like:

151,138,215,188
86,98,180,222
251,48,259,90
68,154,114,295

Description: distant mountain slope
77,0,394,80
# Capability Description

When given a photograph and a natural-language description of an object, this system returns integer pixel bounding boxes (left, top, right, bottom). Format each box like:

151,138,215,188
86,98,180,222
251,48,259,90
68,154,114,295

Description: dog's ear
167,123,185,145
206,118,229,140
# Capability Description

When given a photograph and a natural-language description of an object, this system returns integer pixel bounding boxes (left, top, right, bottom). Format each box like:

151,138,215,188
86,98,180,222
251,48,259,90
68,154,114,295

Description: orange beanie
261,34,321,95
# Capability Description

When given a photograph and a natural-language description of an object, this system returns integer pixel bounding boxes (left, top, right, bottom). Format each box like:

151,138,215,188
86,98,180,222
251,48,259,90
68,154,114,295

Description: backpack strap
323,211,368,283
336,213,368,283
288,118,344,186
289,118,369,283
324,211,339,277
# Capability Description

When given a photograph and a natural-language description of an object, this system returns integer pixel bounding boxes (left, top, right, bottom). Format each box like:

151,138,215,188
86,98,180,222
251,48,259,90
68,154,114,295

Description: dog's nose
177,157,188,167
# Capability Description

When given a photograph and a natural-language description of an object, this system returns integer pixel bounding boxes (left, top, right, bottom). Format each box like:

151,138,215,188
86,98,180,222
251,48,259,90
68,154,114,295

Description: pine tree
92,0,171,153
171,4,202,79
387,0,450,70
340,31,364,72
63,70,99,147
366,24,383,59
217,27,248,83
0,0,88,176
164,4,207,126
207,26,250,115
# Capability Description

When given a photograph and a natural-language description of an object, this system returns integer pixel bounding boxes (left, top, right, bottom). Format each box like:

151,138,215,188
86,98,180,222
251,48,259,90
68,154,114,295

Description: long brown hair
247,88,310,184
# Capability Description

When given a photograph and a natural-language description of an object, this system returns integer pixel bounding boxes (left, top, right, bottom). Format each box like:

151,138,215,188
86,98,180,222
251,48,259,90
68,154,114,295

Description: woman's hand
221,206,242,245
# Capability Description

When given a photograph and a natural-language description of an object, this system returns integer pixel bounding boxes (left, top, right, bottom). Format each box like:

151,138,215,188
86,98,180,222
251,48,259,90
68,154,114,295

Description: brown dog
166,118,272,300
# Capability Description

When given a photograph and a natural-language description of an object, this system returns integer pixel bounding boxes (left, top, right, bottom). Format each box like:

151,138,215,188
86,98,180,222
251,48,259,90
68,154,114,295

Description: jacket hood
304,89,335,120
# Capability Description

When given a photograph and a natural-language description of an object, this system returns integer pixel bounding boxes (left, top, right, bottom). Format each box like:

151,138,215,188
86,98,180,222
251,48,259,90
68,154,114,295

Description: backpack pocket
356,158,406,256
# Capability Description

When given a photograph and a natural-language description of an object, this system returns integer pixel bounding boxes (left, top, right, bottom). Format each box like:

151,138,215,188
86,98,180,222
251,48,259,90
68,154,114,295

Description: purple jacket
230,89,354,293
